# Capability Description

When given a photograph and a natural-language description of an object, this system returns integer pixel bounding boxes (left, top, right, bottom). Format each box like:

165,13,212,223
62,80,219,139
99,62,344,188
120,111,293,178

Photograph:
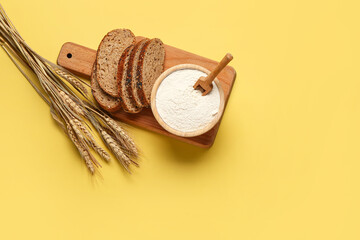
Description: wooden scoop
193,53,233,95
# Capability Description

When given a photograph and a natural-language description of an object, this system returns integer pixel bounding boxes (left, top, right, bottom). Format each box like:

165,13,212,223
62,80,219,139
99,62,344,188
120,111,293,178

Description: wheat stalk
58,90,85,116
54,68,89,94
66,122,95,173
100,129,132,172
71,118,111,162
0,4,139,174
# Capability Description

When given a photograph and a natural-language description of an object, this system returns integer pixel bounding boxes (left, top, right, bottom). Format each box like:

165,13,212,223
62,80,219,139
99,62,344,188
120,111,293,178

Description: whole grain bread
117,45,141,113
96,29,135,97
127,38,149,108
135,38,165,106
91,62,122,113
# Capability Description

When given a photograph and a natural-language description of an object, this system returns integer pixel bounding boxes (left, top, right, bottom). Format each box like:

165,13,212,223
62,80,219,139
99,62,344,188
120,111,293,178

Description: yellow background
1,0,359,239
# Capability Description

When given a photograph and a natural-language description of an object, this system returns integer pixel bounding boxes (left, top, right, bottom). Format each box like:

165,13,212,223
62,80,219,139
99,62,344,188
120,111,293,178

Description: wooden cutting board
57,37,236,148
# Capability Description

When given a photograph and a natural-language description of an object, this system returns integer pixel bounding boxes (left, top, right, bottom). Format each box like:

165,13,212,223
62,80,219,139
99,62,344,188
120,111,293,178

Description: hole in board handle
67,53,72,59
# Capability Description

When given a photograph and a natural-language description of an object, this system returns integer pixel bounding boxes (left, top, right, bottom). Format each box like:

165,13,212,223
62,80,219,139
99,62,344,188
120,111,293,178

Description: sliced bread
117,45,141,113
127,38,149,108
91,62,122,113
135,38,165,106
96,29,135,97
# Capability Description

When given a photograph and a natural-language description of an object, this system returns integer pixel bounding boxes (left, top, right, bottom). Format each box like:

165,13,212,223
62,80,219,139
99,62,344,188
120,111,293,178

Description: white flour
155,69,220,132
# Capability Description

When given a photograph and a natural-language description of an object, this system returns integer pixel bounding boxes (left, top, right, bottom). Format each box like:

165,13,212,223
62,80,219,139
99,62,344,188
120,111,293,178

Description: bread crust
91,61,122,112
117,45,142,113
135,40,152,106
127,38,149,108
95,29,135,97
93,31,164,113
135,38,165,106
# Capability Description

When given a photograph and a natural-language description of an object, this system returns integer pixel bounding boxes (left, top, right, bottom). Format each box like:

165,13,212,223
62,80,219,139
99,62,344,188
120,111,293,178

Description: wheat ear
100,129,133,172
67,123,95,174
104,117,138,157
71,118,110,161
55,69,88,94
0,4,139,174
58,90,84,116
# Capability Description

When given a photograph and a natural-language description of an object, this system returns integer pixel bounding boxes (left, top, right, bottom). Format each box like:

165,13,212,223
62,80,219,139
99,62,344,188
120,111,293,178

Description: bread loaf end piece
91,62,122,112
96,29,135,97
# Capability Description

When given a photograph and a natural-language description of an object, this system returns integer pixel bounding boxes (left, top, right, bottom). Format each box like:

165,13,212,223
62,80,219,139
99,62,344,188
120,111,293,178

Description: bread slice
91,62,122,112
96,29,135,98
127,38,149,108
117,45,141,113
135,38,165,106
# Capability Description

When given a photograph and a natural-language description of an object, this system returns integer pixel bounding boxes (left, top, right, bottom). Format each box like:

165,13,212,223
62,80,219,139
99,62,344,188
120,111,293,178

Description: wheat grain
71,118,93,140
72,119,110,161
55,69,88,94
71,118,110,161
90,141,111,162
69,119,82,137
58,90,84,116
104,116,138,156
81,148,95,174
67,123,95,173
100,129,132,171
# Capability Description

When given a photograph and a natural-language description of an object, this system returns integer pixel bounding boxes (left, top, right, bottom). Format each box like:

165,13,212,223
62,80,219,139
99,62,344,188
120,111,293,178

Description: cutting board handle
57,42,97,78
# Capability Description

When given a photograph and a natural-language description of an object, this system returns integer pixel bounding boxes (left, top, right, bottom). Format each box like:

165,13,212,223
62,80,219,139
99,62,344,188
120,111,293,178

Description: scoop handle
205,53,233,85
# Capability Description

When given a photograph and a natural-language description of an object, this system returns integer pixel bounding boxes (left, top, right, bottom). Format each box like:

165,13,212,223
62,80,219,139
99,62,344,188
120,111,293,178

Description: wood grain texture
57,37,236,148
